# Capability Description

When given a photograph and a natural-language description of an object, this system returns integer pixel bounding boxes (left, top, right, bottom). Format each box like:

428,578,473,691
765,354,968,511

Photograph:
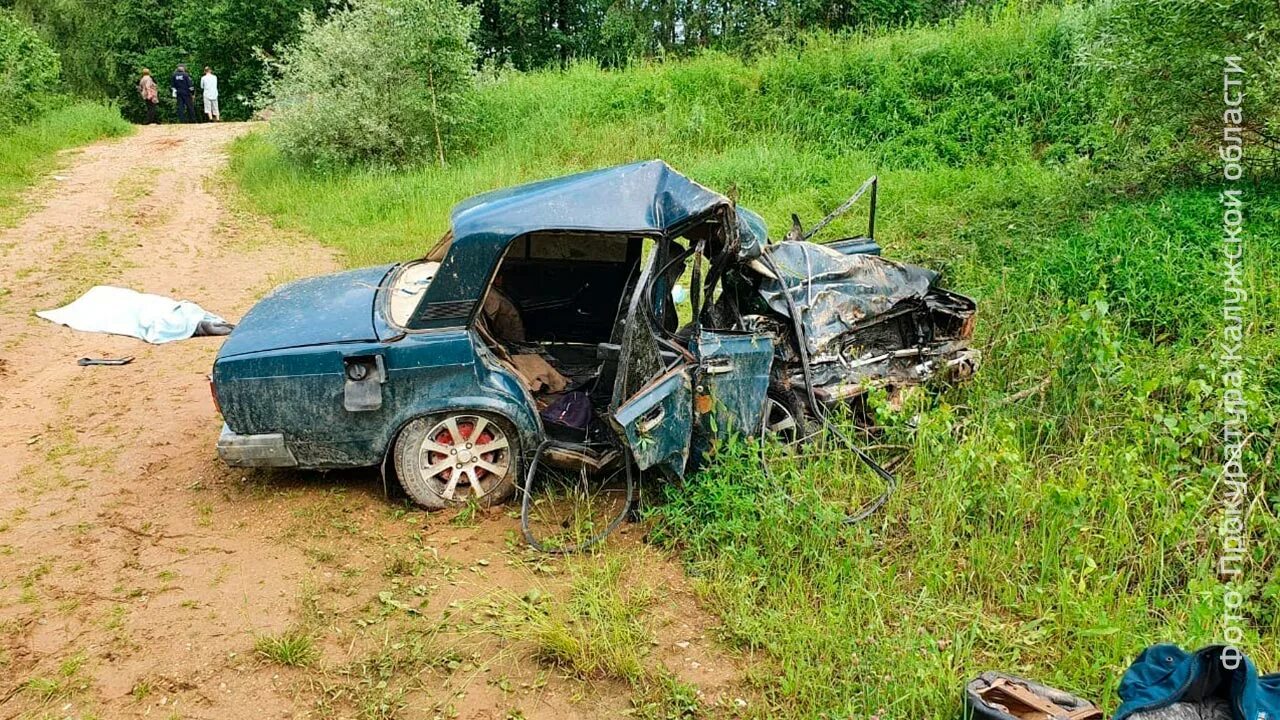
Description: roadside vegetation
0,10,131,223
6,0,1014,123
261,0,478,167
0,103,131,222
223,1,1280,718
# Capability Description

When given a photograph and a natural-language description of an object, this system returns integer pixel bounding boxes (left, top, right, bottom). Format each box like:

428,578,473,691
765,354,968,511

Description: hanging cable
520,440,636,554
520,221,895,554
759,250,897,525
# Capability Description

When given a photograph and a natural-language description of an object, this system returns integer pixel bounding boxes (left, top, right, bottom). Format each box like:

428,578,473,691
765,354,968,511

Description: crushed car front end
734,240,979,405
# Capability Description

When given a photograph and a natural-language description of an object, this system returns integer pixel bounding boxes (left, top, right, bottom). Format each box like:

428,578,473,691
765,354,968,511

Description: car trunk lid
217,264,394,358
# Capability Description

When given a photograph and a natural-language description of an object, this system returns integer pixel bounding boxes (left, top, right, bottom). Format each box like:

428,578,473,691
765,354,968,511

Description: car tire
393,411,521,510
762,388,814,446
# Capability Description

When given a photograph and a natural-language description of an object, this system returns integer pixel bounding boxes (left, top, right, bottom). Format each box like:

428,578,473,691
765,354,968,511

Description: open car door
610,245,696,479
613,365,695,478
610,240,776,479
691,330,773,443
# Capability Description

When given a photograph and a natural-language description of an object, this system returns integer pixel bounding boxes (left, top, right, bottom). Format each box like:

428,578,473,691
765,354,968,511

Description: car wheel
762,389,813,446
394,412,520,510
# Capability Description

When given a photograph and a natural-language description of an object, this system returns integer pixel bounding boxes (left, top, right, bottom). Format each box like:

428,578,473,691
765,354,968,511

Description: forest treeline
2,0,1276,180
2,0,1008,122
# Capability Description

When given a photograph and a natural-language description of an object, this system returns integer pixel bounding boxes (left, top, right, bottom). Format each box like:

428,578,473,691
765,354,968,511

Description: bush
0,10,62,130
262,0,478,168
1079,0,1280,181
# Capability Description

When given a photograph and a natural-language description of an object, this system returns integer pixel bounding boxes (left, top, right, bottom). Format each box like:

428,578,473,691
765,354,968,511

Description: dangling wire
520,440,636,554
759,251,897,525
519,229,895,555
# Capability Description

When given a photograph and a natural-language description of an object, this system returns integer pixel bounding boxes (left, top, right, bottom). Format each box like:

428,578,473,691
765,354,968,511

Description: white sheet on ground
37,285,225,344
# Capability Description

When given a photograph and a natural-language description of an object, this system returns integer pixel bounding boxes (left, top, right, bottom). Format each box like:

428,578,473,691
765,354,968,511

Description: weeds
310,626,446,720
130,678,154,702
486,558,651,680
0,103,130,226
255,628,319,667
481,557,706,716
22,652,88,706
633,674,702,720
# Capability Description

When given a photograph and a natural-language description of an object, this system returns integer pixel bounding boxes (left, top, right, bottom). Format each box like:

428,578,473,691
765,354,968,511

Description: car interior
385,212,742,472
488,235,643,389
473,231,706,456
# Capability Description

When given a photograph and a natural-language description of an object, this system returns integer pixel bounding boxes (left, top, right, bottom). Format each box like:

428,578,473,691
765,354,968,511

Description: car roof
406,160,768,330
448,159,766,258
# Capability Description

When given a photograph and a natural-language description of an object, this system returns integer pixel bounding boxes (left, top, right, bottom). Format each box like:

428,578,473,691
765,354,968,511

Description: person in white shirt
200,67,220,121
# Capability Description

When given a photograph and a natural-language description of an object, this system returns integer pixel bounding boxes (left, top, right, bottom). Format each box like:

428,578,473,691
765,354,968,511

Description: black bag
540,390,592,432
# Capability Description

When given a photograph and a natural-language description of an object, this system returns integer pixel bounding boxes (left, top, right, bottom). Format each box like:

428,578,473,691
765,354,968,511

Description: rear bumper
217,424,298,467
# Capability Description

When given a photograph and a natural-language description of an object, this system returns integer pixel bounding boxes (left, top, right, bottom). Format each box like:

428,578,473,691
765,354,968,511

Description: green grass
483,557,705,718
229,4,1280,718
0,102,132,225
254,628,319,667
230,5,1097,267
509,557,655,681
22,652,88,706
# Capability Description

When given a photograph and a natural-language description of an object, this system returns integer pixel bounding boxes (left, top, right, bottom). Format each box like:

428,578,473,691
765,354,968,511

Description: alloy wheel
417,414,511,502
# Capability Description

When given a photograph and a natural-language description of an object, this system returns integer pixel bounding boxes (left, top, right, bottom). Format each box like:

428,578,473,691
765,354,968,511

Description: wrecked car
211,160,977,510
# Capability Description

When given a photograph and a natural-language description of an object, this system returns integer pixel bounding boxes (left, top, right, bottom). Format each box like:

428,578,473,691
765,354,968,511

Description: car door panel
611,365,694,478
692,330,774,442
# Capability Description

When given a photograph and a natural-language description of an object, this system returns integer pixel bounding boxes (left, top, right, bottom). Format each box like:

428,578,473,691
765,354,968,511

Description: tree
1079,0,1280,177
262,0,479,167
0,9,61,129
171,0,331,119
2,0,329,121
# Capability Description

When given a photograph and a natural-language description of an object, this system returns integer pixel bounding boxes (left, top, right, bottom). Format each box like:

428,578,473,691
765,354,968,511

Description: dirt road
0,124,742,719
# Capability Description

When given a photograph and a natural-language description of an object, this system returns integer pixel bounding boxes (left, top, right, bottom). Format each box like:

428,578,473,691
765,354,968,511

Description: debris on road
77,356,134,366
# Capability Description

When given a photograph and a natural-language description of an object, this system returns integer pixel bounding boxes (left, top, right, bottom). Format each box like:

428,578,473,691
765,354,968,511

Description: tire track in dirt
0,124,748,719
0,123,340,719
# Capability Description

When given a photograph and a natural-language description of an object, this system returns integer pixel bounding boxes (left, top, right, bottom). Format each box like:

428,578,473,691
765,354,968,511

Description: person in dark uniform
171,64,195,123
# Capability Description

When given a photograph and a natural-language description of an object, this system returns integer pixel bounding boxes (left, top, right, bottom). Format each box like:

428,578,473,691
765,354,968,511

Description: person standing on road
200,67,220,122
171,64,195,123
137,69,159,124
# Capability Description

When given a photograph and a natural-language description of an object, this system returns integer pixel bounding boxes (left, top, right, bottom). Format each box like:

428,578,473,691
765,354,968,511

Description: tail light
208,374,221,415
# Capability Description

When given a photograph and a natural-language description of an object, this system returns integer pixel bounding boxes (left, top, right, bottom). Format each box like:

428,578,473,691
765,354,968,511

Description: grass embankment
0,102,131,224
230,5,1279,718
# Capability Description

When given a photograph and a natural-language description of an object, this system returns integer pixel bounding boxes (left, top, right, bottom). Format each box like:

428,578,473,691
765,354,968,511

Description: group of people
136,65,220,124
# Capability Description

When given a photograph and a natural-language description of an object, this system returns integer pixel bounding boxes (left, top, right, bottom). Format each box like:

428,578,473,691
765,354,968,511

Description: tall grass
230,5,1098,267
0,102,131,224
228,4,1280,717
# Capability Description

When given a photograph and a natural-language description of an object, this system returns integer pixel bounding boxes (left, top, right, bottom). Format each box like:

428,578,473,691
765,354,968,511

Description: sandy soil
0,124,747,719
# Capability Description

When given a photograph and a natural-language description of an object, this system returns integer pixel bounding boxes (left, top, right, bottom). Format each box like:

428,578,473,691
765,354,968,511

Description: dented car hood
758,241,938,356
217,264,394,358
